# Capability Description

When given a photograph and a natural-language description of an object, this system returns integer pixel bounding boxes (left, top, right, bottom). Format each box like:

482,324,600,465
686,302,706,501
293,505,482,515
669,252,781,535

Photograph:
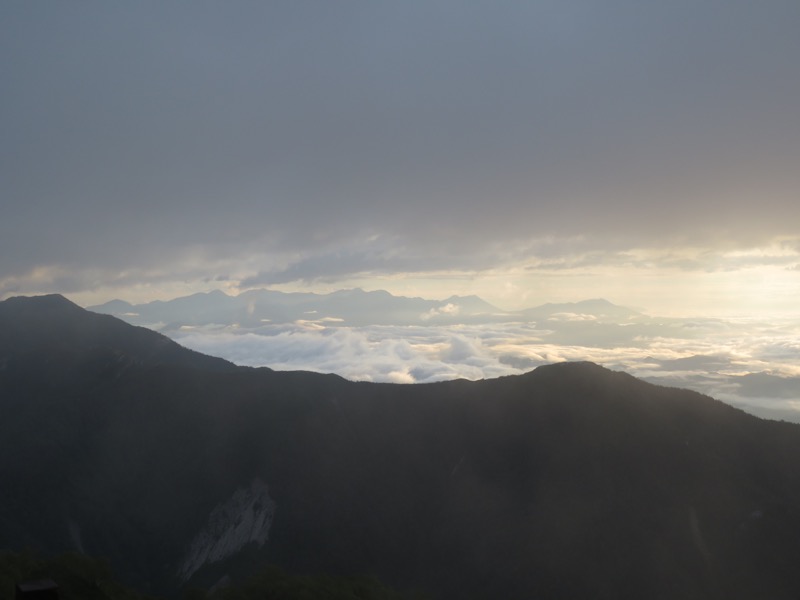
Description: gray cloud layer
3,2,800,294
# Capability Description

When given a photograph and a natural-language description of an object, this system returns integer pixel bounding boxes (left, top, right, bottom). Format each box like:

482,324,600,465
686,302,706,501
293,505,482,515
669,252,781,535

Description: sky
2,2,800,317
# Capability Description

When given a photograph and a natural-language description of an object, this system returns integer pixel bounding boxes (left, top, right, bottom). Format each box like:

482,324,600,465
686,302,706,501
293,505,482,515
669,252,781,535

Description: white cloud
547,312,598,322
421,302,460,321
174,315,800,422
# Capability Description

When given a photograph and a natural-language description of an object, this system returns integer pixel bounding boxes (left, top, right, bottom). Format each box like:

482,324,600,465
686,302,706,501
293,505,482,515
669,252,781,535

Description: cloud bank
171,316,800,423
2,2,800,308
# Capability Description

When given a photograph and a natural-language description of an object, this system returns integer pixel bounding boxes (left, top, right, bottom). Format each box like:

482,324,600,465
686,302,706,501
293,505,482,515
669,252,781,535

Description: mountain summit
2,296,800,599
0,293,236,372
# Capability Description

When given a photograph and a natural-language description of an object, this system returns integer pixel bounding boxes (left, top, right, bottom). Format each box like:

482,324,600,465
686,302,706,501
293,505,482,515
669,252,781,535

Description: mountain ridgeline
2,295,800,599
87,288,635,330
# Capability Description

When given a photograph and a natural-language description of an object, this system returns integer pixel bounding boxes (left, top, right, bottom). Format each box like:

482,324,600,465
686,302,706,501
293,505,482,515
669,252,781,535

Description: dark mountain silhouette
0,294,236,373
3,295,800,599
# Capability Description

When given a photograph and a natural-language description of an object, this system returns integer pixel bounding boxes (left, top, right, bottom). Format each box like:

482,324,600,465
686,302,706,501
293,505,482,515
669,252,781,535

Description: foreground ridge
1,296,800,600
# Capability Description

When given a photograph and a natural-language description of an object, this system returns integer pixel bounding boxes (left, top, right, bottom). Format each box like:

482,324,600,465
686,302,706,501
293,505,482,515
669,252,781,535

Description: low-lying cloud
173,316,800,423
176,325,514,384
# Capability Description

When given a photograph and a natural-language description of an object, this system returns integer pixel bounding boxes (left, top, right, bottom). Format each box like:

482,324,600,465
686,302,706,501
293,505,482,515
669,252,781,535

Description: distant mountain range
3,295,800,599
87,288,639,330
86,289,800,424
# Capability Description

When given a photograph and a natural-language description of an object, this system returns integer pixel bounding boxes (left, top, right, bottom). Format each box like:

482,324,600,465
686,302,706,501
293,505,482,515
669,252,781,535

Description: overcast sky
3,2,799,315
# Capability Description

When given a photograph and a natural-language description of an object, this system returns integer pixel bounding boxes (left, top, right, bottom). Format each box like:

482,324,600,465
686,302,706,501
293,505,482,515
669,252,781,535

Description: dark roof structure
15,580,59,600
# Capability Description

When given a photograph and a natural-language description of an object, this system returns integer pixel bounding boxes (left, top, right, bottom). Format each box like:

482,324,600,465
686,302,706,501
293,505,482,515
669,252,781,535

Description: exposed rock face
178,479,276,580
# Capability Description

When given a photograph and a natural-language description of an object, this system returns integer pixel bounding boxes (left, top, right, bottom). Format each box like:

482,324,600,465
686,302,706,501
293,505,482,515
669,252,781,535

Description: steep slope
0,294,237,374
2,296,800,599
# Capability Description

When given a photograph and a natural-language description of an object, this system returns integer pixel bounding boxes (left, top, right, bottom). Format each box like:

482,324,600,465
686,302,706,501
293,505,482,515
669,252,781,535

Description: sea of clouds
172,315,800,423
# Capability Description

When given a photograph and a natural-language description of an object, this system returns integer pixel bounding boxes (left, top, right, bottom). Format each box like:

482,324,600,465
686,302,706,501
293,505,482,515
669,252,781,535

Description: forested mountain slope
2,295,800,599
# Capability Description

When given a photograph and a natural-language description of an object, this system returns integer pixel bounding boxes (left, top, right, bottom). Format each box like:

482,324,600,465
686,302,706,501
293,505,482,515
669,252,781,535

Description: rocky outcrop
178,479,276,581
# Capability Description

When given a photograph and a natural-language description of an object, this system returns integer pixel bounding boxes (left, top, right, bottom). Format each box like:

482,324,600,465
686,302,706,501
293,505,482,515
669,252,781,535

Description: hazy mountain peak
442,294,502,311
540,298,614,309
91,298,135,312
577,297,615,306
206,289,230,298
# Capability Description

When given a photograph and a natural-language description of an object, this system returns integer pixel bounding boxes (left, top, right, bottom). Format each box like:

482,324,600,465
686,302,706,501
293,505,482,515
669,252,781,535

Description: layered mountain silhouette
3,295,800,599
88,288,508,329
88,288,643,331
